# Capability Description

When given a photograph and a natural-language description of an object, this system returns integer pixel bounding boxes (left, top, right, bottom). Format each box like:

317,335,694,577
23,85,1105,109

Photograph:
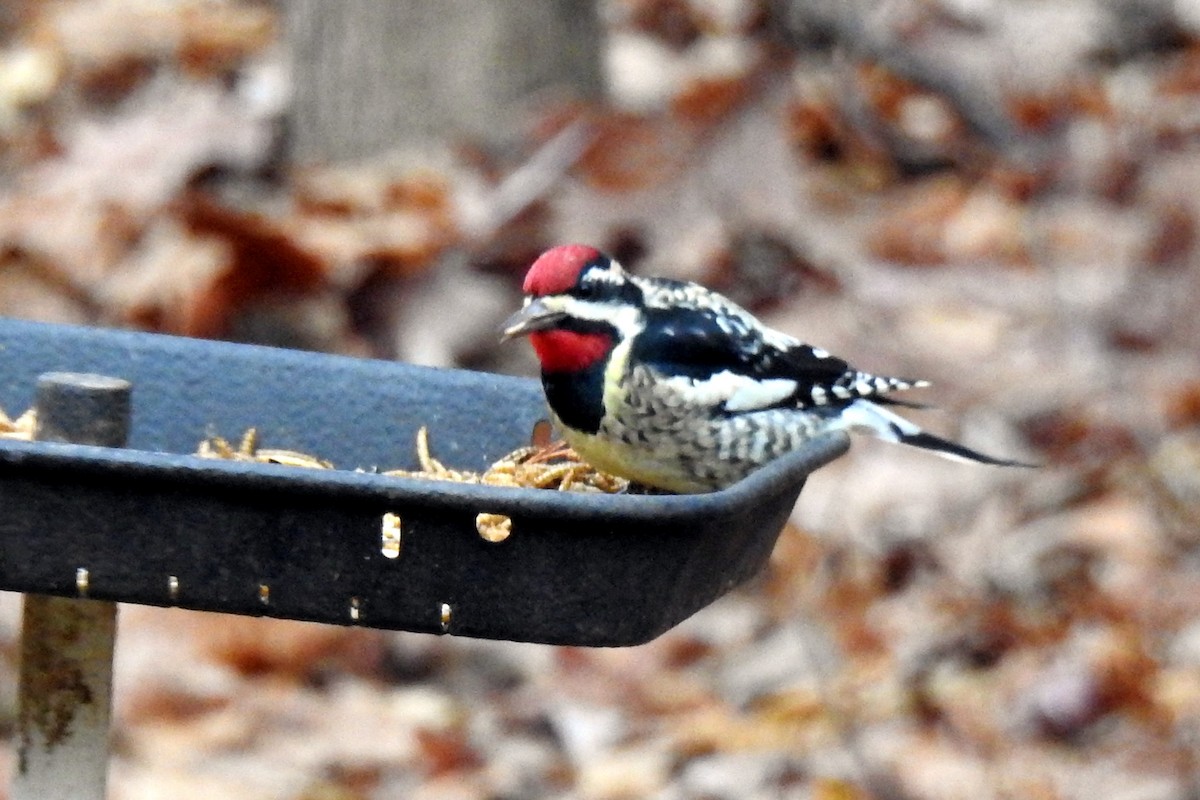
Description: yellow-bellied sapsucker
502,244,1027,493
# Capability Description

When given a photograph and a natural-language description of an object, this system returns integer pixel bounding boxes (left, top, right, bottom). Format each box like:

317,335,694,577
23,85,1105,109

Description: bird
502,244,1028,493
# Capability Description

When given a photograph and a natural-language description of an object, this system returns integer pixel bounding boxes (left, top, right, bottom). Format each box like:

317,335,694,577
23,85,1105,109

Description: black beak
501,298,566,341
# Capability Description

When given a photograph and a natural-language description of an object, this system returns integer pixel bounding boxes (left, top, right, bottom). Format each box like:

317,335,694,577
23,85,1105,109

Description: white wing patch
724,377,798,412
655,371,798,413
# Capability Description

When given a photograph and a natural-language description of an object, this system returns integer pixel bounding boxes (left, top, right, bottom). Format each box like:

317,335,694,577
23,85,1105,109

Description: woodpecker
502,244,1027,493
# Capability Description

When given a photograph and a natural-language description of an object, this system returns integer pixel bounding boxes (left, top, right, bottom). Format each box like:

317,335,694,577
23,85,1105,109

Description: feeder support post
12,373,132,800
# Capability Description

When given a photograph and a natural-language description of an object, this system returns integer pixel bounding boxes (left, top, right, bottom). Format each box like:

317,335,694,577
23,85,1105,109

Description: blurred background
2,0,1200,797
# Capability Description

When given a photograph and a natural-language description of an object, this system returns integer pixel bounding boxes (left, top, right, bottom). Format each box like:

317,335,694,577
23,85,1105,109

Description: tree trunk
284,0,604,161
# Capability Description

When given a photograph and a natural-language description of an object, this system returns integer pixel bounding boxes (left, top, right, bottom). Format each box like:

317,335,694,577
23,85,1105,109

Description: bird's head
502,245,641,373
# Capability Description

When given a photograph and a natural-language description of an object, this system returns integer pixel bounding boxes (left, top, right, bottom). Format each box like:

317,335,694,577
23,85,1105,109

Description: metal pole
13,372,131,800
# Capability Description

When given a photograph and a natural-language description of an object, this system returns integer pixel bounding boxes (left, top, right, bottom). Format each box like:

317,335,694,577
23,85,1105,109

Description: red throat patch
523,244,603,297
529,330,613,373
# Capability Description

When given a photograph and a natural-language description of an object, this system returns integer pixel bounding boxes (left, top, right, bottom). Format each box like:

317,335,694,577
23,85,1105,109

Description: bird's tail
834,400,1034,467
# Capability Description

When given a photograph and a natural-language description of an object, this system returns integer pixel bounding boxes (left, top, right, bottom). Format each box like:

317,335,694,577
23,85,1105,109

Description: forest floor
3,1,1200,798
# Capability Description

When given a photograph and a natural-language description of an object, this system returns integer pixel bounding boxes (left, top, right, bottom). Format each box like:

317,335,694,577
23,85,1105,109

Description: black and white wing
630,276,1030,466
630,298,924,414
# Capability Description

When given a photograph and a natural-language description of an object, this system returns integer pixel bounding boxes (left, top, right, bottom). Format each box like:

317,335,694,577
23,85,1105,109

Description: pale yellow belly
559,423,713,494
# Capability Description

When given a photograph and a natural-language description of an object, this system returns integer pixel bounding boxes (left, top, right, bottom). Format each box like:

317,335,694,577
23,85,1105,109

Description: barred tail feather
836,400,1034,467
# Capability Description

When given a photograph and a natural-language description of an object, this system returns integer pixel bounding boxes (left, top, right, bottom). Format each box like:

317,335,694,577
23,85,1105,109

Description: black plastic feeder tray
0,318,848,646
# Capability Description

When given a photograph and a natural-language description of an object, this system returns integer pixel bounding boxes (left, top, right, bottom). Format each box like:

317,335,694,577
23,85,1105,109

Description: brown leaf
576,113,698,192
1017,408,1140,469
671,74,753,124
172,194,327,337
415,729,483,777
703,229,840,312
178,5,275,78
625,0,702,50
868,178,968,265
198,616,385,681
